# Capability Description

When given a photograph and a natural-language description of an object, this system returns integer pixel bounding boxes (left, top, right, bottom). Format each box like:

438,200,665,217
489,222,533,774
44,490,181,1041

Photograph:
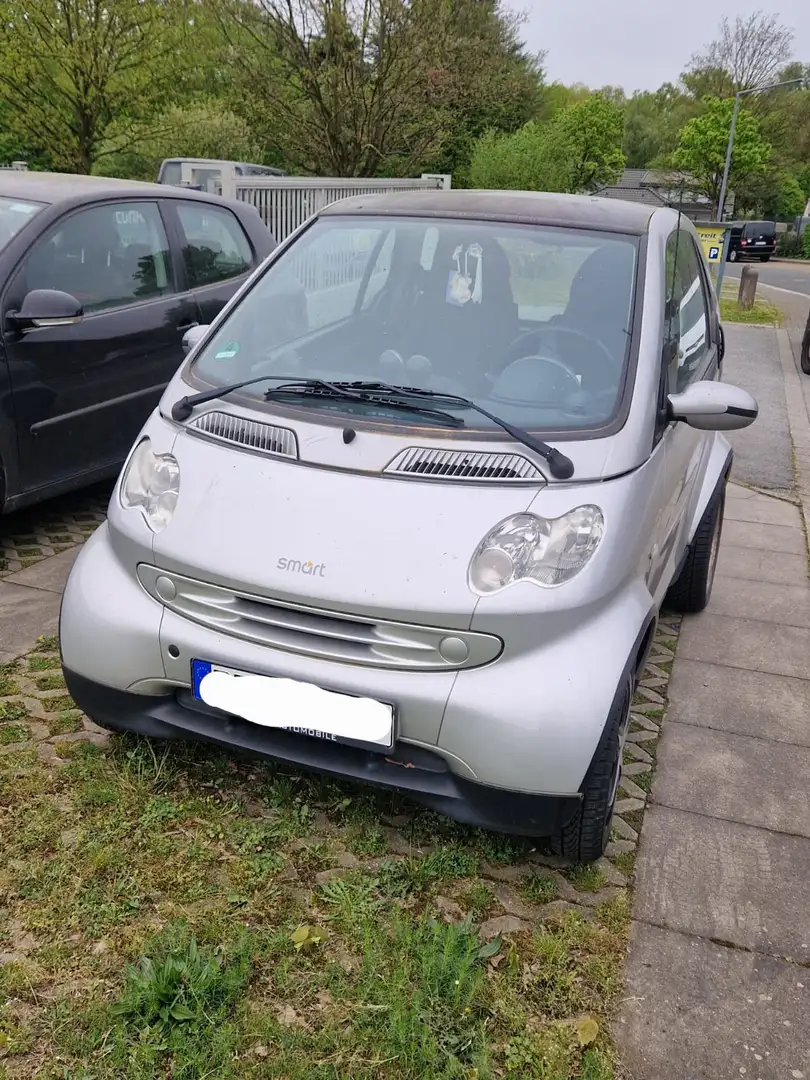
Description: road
724,257,810,296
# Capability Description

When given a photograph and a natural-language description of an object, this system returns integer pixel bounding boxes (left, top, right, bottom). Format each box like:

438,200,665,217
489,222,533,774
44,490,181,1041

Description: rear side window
176,202,253,287
743,221,775,237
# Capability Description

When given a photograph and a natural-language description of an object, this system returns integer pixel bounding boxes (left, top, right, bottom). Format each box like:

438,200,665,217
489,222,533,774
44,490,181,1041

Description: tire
760,255,771,262
801,324,810,375
551,676,632,863
728,248,738,262
665,484,725,614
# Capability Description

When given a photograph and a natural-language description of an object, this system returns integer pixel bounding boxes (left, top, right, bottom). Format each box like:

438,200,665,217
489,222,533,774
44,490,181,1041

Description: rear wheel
760,255,771,262
665,485,725,614
551,676,632,863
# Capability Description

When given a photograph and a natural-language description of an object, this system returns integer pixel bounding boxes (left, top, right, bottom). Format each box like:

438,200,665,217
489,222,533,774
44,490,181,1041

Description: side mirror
182,324,209,355
668,379,758,431
7,289,83,330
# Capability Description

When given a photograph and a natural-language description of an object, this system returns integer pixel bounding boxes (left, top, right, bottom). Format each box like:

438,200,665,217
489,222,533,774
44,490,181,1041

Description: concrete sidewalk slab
633,805,810,958
716,544,809,586
3,546,80,594
0,581,60,664
667,659,810,745
725,493,804,528
721,518,806,554
617,922,810,1080
654,723,810,837
708,574,810,627
678,612,810,680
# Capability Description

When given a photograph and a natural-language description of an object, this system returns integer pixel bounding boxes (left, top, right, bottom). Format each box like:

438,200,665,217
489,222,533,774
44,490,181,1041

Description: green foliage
672,96,771,213
468,121,571,192
776,173,808,220
0,0,192,173
804,228,810,260
549,92,626,191
111,928,253,1030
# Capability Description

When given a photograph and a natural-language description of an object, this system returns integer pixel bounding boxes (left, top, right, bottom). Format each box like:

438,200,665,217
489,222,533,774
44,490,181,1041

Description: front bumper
63,667,580,836
60,523,654,800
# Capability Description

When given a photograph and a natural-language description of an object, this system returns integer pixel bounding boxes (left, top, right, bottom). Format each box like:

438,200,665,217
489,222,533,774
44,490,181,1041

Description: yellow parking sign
694,225,726,263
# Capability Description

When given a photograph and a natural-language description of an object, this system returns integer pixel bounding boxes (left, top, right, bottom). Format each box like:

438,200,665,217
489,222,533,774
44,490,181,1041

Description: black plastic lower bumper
64,669,581,838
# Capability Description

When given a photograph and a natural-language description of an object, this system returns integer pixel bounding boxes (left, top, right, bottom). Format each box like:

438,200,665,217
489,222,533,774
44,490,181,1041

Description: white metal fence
223,174,450,244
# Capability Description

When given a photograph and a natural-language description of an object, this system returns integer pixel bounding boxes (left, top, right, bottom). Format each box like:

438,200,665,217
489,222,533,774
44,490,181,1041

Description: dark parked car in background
725,220,776,262
0,172,275,512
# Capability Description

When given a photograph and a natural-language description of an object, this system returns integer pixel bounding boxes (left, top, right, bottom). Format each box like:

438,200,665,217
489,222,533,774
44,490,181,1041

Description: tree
686,12,794,92
549,93,626,192
775,173,808,220
210,0,541,178
0,0,190,174
623,85,698,168
468,121,571,192
672,96,771,214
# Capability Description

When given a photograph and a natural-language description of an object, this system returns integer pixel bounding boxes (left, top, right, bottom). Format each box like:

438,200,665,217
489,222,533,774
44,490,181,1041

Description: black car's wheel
727,248,738,262
551,676,632,863
665,485,725,614
801,322,810,375
760,255,771,262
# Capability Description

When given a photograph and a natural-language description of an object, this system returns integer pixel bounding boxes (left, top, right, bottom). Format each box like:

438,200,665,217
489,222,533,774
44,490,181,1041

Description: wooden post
738,265,758,310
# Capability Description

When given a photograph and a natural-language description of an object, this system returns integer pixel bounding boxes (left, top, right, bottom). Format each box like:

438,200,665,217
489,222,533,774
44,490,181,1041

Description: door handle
178,319,199,332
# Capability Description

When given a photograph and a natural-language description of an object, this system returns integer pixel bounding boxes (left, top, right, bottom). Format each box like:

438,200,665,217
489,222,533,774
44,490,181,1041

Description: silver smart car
60,191,757,862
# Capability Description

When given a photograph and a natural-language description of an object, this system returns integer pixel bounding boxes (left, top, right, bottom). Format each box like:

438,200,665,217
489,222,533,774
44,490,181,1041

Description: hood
152,418,543,629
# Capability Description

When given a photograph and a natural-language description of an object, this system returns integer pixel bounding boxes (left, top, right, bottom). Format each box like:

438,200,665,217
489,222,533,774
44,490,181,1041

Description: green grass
0,639,648,1080
720,295,782,326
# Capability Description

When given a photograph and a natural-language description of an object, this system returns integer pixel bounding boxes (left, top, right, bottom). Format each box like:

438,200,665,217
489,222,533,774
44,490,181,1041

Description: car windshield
0,197,44,252
190,215,640,434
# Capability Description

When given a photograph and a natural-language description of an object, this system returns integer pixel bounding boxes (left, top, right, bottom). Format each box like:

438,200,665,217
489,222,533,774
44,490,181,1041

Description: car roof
320,189,662,235
0,170,230,207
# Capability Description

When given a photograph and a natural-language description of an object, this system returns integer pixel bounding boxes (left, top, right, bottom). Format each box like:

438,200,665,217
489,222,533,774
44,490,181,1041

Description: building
593,169,728,223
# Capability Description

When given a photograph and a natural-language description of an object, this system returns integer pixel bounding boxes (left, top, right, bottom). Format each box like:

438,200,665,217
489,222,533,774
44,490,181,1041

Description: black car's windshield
0,197,44,253
190,215,639,434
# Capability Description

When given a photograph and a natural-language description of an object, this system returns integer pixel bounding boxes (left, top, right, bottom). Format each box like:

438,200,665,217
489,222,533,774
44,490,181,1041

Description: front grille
137,565,502,672
384,447,544,483
188,411,298,459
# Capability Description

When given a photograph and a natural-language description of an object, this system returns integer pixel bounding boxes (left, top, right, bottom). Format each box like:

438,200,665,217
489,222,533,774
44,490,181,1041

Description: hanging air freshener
446,244,472,306
468,243,483,304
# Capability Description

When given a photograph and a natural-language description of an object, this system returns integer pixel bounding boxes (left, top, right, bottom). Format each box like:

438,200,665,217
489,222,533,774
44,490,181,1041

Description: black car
725,220,776,262
0,173,275,512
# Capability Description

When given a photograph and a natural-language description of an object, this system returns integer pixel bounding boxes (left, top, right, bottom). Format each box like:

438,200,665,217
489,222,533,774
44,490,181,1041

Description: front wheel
551,676,632,863
665,484,725,614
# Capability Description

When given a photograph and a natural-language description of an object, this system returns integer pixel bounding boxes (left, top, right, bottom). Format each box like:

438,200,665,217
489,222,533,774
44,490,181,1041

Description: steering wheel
491,353,582,404
504,324,618,390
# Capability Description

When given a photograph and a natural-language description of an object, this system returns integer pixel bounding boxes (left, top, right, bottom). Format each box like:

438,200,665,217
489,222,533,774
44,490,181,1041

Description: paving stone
678,613,810,680
722,519,806,555
0,583,61,663
478,914,531,939
716,544,809,587
618,775,648,801
635,805,810,959
3,547,81,595
668,659,810,746
709,574,810,627
654,723,810,837
725,494,803,528
616,922,810,1080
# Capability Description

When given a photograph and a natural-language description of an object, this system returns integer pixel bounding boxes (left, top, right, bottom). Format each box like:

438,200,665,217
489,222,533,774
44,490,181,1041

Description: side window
21,201,173,313
290,227,386,331
664,230,710,393
176,203,253,287
361,229,395,310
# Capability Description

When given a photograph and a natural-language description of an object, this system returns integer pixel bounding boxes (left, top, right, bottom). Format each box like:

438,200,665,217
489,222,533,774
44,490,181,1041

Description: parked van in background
725,220,776,262
158,159,288,195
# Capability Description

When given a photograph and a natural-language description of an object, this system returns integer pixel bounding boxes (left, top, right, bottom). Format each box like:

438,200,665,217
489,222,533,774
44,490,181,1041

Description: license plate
754,240,766,245
191,660,395,752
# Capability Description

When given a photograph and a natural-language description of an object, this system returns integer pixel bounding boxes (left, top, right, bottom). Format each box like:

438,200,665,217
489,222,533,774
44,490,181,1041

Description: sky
522,1,810,93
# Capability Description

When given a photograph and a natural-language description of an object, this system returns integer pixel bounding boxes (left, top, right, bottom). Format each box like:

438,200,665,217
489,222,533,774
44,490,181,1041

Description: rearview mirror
182,324,209,355
7,289,83,330
668,380,758,431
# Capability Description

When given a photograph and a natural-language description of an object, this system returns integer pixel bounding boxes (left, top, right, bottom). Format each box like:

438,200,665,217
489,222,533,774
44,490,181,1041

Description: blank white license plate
754,240,766,245
191,660,394,751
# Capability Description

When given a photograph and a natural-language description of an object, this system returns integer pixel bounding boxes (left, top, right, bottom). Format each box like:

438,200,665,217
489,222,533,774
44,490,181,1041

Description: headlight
468,505,604,594
120,438,180,532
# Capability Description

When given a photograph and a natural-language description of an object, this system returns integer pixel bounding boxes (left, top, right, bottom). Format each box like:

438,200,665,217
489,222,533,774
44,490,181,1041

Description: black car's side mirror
7,289,83,330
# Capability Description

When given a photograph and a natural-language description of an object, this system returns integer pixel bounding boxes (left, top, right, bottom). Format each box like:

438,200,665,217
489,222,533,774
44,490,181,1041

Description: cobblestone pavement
0,483,111,576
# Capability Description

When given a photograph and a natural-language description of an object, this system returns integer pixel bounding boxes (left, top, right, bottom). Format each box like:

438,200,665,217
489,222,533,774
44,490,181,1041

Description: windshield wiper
170,376,464,428
337,381,575,479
